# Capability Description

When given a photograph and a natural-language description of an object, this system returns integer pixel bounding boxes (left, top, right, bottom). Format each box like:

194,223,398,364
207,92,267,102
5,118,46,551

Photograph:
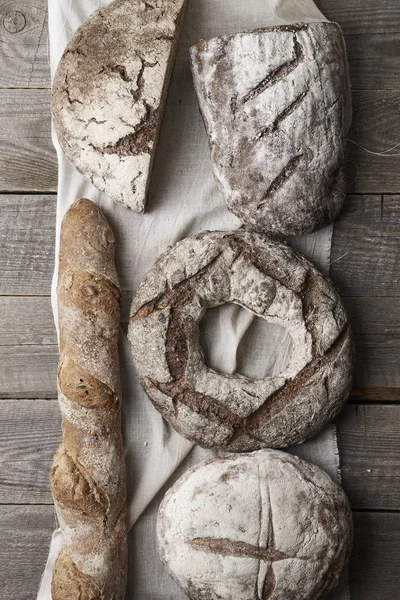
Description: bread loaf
52,0,188,212
128,230,354,451
158,450,353,600
50,199,127,600
190,22,351,236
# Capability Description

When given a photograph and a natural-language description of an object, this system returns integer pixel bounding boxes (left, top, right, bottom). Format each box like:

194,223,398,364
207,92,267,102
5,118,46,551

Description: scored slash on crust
188,478,296,600
242,36,305,104
157,450,353,600
254,88,309,141
190,23,350,235
256,154,303,209
52,0,188,211
129,231,354,451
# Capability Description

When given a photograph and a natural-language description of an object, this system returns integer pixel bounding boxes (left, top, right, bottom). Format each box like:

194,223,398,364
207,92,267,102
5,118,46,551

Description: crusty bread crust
190,22,351,236
52,0,188,212
128,230,354,450
51,199,127,600
158,450,353,600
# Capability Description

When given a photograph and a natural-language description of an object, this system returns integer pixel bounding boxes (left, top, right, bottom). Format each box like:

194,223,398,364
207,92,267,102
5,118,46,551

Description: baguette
50,198,127,600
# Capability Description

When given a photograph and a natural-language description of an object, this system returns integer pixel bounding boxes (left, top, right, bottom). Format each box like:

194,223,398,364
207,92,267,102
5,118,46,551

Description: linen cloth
39,1,350,598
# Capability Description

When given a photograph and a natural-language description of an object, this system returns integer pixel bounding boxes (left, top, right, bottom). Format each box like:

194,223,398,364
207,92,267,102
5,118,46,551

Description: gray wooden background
1,0,400,598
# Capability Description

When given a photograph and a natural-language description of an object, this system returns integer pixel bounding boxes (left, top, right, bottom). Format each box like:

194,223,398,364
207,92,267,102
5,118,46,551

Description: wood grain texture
0,195,56,295
2,194,399,298
316,0,400,35
0,505,56,600
330,195,400,297
0,90,400,199
337,405,400,511
0,345,57,398
0,505,398,600
0,400,398,509
346,33,400,90
1,198,400,396
344,297,400,338
346,297,400,389
0,296,55,345
350,512,400,600
0,399,60,503
350,387,400,402
1,296,399,395
353,347,400,390
346,91,400,194
345,297,400,389
0,90,57,192
0,0,50,89
330,196,400,390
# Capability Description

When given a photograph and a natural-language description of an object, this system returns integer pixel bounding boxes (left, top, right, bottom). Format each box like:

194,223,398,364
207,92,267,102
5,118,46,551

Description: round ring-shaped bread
157,450,353,600
128,230,353,450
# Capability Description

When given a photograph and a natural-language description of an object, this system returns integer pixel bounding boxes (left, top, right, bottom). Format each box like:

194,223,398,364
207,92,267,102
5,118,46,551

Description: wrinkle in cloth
39,1,350,598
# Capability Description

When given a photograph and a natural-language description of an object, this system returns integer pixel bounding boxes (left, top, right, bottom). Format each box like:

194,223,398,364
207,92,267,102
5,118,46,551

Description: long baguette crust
51,199,127,600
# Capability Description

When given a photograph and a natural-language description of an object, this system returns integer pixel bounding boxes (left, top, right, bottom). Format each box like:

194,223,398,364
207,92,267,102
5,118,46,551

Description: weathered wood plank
1,311,400,396
353,347,400,390
0,89,400,194
350,512,400,599
345,298,400,391
0,504,398,600
337,405,400,511
0,399,60,504
0,345,58,399
1,5,400,93
316,0,400,35
0,401,398,509
346,33,400,90
0,297,56,345
350,387,400,402
2,194,399,298
0,505,56,600
1,194,400,396
331,195,400,297
331,195,400,390
346,91,400,194
0,90,57,192
0,195,56,295
0,0,50,89
344,297,400,338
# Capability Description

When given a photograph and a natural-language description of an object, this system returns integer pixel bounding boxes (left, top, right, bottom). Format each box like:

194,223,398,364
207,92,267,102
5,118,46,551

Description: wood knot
3,10,26,34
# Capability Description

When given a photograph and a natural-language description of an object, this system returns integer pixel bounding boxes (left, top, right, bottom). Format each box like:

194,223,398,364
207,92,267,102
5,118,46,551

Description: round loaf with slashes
157,450,353,600
128,230,353,450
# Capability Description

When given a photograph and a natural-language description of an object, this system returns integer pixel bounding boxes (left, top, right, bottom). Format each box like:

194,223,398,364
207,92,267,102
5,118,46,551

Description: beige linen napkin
38,1,350,598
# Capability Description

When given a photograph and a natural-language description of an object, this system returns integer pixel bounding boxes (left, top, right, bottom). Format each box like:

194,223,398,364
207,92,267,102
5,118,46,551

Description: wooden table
1,1,399,598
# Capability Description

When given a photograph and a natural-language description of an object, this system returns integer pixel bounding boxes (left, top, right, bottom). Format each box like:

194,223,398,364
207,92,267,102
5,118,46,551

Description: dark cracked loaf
50,199,127,600
158,450,353,600
190,22,351,236
52,0,188,212
128,230,354,451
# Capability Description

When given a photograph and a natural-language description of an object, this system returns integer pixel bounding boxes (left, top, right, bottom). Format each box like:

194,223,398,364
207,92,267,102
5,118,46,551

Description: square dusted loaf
190,22,351,236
